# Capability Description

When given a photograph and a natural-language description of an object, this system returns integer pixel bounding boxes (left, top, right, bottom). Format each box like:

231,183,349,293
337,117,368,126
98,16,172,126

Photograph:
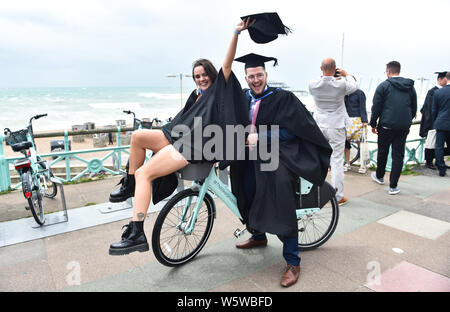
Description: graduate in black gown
109,18,255,256
419,71,449,169
226,52,332,287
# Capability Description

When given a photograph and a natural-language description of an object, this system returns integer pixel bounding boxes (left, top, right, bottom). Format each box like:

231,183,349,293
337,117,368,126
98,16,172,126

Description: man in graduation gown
227,53,332,287
419,71,449,169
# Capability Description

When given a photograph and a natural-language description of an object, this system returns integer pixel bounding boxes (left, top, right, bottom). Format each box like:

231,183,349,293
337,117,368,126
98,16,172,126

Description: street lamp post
167,73,192,108
416,77,429,98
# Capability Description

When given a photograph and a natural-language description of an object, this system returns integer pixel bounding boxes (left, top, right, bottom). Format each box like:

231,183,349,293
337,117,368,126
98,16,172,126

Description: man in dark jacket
369,61,417,195
419,71,448,169
431,71,450,176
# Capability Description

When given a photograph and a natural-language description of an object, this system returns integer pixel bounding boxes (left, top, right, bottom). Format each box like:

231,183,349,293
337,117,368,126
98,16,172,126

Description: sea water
0,87,190,132
0,86,425,142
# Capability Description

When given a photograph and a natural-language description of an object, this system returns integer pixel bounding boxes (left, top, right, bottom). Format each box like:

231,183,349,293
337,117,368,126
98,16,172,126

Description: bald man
309,58,357,205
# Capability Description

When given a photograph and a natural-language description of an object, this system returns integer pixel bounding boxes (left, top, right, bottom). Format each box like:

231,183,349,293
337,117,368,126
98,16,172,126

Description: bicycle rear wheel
297,194,339,251
23,171,45,225
152,188,215,267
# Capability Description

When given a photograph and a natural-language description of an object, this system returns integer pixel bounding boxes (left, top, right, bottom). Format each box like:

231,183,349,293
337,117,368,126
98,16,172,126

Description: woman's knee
130,130,145,146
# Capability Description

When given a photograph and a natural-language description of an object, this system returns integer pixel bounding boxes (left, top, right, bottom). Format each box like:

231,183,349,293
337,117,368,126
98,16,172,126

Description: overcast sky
1,0,449,93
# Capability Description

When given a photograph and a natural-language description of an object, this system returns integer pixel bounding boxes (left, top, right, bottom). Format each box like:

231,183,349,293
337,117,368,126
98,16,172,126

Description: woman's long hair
192,59,218,84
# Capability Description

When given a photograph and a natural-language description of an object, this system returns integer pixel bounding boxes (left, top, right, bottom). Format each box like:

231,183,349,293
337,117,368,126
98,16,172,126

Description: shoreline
2,121,425,159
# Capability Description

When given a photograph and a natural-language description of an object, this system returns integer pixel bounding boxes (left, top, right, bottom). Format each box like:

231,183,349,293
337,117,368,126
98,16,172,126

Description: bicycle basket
140,120,153,129
7,129,29,145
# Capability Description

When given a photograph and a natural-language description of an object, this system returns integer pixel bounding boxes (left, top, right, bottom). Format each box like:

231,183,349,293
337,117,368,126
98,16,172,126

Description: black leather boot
109,174,135,203
109,221,149,255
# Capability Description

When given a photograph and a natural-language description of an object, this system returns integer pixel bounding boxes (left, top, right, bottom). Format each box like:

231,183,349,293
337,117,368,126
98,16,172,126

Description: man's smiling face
245,66,268,95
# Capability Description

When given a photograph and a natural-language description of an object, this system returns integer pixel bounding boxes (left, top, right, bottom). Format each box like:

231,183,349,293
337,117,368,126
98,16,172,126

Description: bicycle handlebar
29,114,48,124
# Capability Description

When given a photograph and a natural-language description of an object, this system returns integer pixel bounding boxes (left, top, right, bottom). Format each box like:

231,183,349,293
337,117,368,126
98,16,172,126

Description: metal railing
0,126,151,192
0,123,426,193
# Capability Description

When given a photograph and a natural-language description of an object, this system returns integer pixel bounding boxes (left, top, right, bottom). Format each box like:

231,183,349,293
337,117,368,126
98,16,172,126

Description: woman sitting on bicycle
109,18,253,255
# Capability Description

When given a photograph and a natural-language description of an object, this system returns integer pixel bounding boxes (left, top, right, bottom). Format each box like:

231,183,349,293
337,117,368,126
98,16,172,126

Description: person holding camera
309,58,357,205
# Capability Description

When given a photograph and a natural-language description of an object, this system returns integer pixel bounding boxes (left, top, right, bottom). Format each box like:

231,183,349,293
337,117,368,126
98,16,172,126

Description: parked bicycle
4,114,57,225
344,127,370,174
151,163,339,267
122,110,161,131
346,140,361,165
120,110,162,173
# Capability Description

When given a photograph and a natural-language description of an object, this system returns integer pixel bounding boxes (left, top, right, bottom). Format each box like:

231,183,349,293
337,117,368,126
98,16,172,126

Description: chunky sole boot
109,242,149,255
109,192,134,203
109,221,149,255
109,174,135,203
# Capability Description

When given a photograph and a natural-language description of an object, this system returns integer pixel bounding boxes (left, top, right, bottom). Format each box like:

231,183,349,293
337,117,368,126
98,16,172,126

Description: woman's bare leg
344,144,351,166
132,144,189,221
128,129,171,174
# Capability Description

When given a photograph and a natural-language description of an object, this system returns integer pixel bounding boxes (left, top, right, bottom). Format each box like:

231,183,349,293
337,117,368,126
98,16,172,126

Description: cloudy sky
1,0,449,93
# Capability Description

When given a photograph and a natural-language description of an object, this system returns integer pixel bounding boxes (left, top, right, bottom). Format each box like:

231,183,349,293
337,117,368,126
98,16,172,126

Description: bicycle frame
25,130,51,190
178,165,321,235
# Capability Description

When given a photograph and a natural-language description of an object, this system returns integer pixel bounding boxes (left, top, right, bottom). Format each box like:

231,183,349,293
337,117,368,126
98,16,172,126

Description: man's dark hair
446,71,450,80
386,61,401,74
192,59,218,84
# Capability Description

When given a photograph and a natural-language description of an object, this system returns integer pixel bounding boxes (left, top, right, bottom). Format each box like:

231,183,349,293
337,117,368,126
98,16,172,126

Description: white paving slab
377,210,450,240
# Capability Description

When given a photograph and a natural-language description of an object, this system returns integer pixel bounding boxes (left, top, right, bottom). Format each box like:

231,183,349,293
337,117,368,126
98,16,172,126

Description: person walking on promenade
369,61,417,194
108,18,254,255
309,58,357,205
419,71,449,169
344,86,368,173
431,71,450,177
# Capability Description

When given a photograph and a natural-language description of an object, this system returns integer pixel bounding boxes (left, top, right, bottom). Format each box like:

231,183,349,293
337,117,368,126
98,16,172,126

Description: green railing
0,127,144,192
367,137,425,171
0,124,426,193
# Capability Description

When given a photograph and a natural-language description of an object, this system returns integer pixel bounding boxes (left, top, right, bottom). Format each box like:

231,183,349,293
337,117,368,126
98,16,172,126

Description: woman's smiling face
193,65,212,92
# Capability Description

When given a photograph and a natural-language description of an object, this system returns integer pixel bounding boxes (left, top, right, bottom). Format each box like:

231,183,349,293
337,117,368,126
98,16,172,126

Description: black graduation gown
227,87,332,238
152,69,250,204
419,86,438,138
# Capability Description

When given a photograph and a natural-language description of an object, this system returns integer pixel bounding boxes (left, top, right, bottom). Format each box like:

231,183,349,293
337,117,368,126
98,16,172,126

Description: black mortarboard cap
435,71,448,79
234,53,278,69
240,12,291,44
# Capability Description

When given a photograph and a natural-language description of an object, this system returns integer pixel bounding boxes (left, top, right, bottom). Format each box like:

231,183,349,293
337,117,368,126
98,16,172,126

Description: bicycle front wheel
42,171,57,198
297,194,339,251
152,188,215,267
37,159,57,198
23,171,45,225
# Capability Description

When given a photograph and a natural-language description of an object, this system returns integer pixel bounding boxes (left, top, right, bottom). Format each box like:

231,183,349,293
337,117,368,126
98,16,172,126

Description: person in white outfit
308,58,357,205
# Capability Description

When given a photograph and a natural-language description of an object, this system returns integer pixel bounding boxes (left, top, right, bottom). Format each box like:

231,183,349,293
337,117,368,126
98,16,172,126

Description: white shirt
308,75,357,128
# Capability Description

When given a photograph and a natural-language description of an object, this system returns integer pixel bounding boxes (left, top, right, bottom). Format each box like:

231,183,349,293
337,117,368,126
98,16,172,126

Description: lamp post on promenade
167,73,192,108
415,77,429,98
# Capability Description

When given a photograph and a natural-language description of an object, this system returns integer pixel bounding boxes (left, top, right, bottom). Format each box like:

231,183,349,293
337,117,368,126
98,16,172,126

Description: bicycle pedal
25,206,30,211
233,228,247,238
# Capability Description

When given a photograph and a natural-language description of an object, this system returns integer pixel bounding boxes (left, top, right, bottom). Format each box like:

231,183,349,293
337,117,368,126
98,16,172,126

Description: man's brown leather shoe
280,264,301,287
235,238,268,249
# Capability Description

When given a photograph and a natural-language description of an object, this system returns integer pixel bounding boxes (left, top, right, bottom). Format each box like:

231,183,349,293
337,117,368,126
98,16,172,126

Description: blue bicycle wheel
152,189,215,267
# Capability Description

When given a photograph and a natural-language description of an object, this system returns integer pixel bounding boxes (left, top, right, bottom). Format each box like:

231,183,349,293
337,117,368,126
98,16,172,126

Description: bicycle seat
11,141,32,152
177,163,214,180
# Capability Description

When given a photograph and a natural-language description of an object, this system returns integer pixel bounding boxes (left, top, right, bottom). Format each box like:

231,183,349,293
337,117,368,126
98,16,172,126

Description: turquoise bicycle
152,163,339,267
4,114,57,225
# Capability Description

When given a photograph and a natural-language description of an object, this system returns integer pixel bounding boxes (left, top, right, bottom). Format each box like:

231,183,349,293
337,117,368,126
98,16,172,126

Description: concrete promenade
0,165,449,293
